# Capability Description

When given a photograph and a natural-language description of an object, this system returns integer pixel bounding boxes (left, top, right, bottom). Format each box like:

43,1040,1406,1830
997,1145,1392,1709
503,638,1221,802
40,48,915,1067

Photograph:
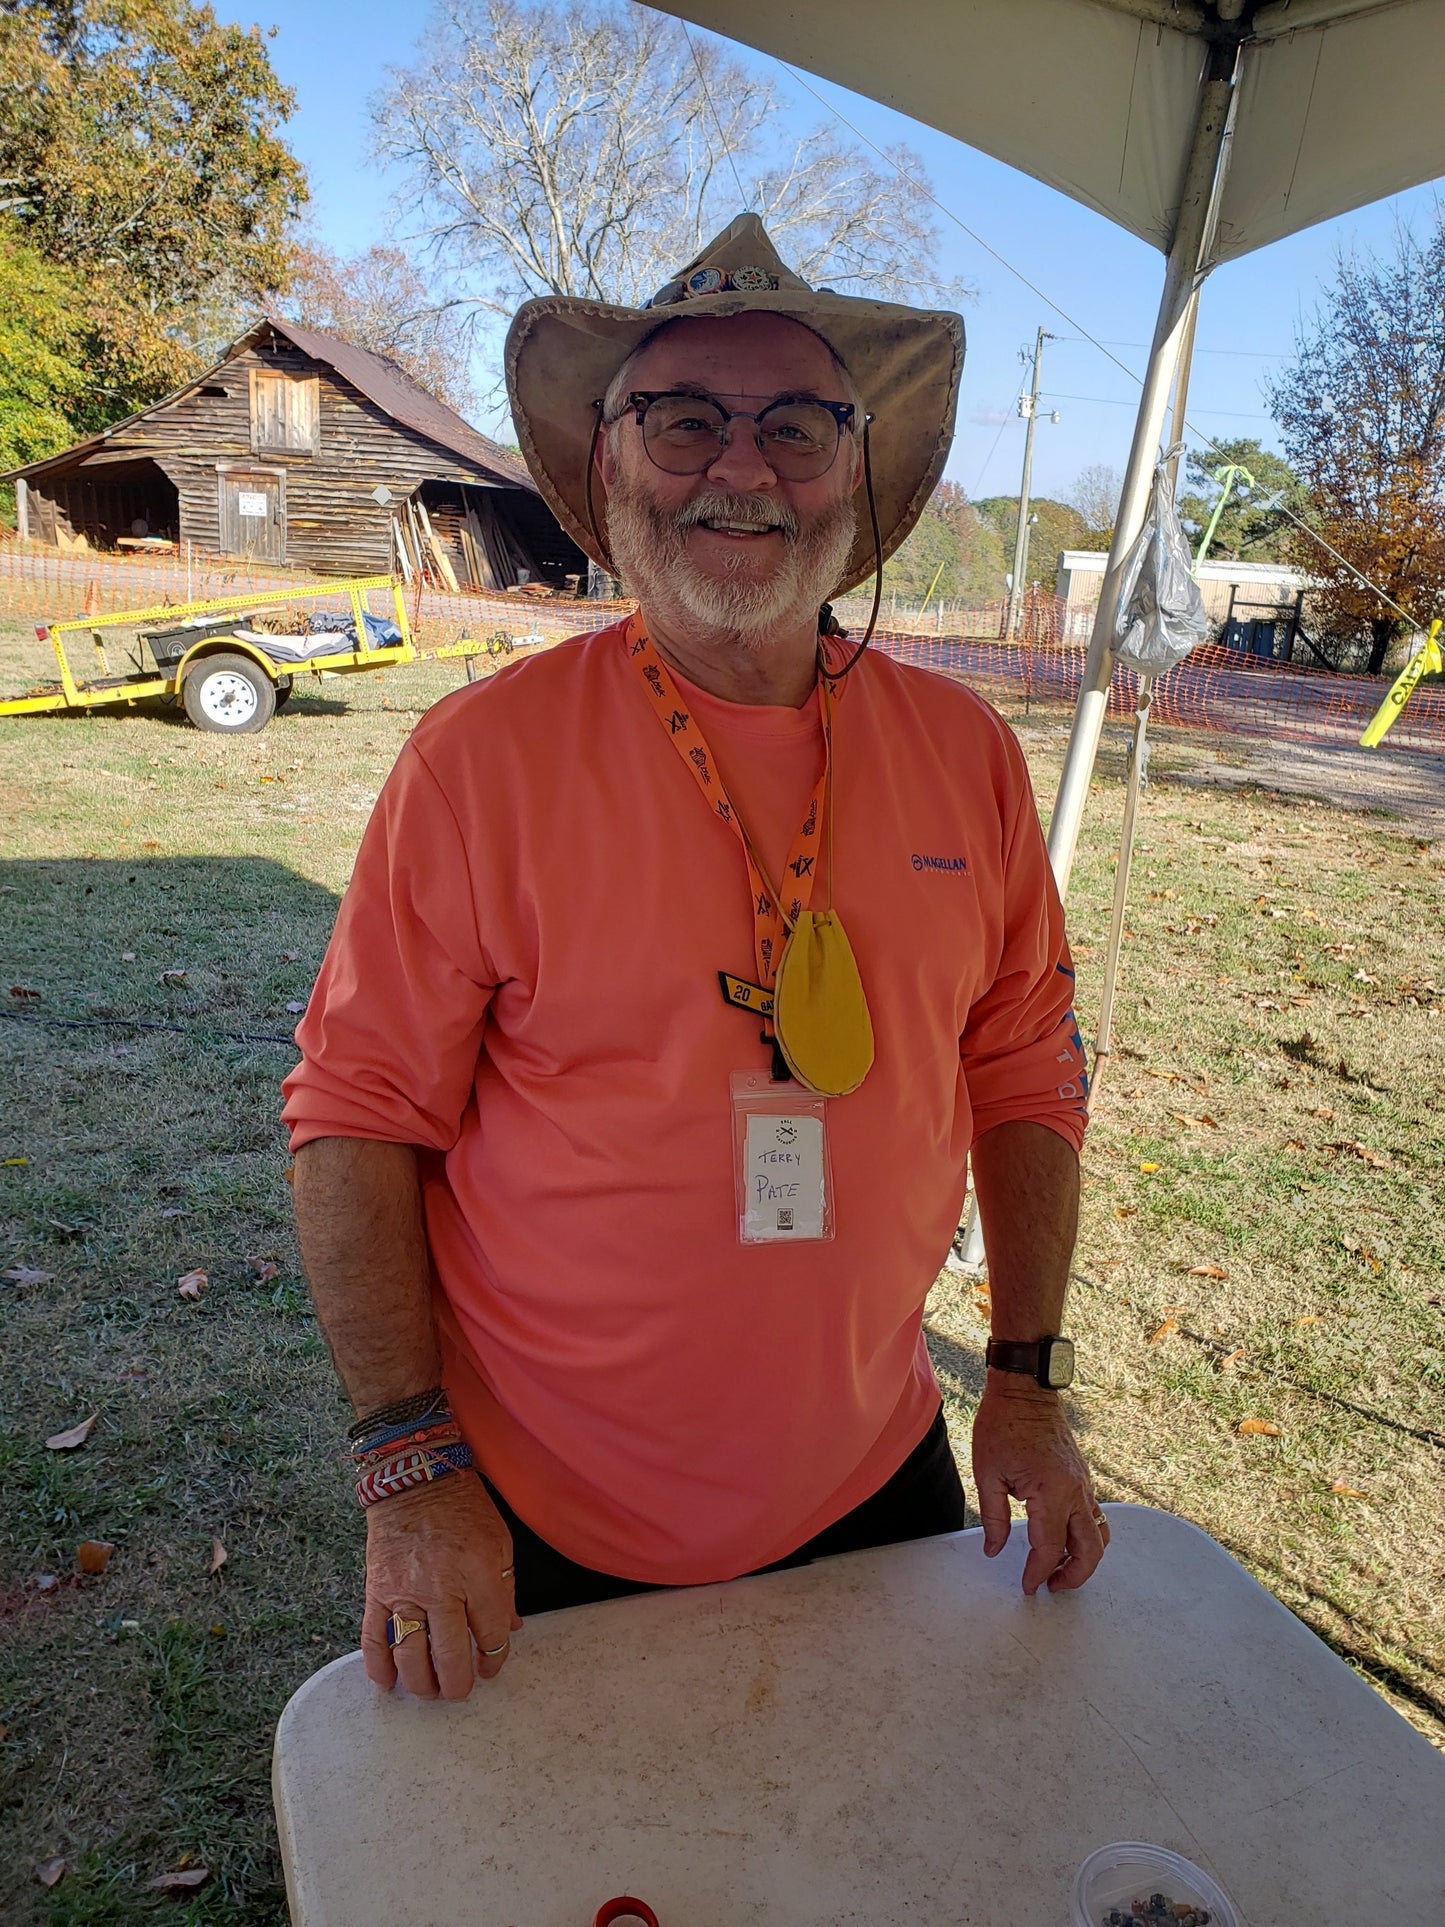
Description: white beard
606,480,856,646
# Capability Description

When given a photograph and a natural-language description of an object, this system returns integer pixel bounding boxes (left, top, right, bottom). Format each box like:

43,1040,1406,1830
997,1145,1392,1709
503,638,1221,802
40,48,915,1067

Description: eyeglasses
621,390,858,480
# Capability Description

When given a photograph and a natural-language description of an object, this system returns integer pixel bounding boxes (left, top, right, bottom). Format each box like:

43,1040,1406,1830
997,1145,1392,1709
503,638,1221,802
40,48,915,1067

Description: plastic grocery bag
1112,448,1208,675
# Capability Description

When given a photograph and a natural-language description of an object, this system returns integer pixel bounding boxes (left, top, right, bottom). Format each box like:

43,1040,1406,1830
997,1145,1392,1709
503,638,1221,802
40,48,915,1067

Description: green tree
975,495,1088,583
0,221,89,489
0,0,307,423
932,480,1007,601
883,509,959,603
1176,437,1306,563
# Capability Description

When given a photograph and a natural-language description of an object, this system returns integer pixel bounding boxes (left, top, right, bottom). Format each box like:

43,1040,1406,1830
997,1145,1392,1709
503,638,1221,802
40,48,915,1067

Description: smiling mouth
694,519,783,536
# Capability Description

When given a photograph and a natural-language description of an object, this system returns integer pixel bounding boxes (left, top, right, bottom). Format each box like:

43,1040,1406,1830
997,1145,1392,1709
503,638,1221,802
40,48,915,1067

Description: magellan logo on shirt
911,852,968,874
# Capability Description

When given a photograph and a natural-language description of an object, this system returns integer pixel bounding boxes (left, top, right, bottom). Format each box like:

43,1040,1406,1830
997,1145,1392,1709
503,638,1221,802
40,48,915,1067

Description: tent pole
1045,63,1236,898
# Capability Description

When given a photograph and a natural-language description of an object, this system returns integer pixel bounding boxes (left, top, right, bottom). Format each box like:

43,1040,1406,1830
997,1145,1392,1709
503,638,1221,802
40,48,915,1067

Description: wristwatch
985,1335,1076,1389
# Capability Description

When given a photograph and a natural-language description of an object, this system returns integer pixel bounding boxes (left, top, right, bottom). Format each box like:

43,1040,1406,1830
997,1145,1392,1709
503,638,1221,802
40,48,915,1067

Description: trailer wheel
183,653,276,734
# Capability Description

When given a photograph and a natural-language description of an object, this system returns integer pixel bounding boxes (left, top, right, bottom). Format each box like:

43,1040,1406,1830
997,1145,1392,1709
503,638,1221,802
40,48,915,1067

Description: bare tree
373,0,959,317
277,240,476,412
1064,462,1122,550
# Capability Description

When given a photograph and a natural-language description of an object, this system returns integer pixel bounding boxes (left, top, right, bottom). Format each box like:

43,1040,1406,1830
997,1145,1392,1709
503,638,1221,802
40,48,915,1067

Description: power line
1044,391,1269,419
775,58,1419,626
683,23,752,213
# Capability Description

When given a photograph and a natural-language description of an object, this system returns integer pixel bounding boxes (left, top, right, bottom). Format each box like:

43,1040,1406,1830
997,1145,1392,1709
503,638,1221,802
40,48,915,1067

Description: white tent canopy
649,0,1445,888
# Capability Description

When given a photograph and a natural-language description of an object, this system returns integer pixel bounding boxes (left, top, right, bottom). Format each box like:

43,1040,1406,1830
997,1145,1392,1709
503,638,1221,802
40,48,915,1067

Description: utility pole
1007,327,1056,640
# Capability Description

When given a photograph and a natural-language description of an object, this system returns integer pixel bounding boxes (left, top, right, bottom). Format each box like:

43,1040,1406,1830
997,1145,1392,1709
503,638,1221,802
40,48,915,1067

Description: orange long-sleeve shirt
282,623,1088,1584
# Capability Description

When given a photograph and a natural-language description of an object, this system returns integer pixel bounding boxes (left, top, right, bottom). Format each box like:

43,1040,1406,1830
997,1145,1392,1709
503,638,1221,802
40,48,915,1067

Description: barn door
219,472,285,561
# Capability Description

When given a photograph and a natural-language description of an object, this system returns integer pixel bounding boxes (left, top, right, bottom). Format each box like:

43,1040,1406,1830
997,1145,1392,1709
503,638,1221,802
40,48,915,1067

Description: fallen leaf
75,1539,114,1574
1148,1317,1180,1344
35,1857,65,1888
33,1574,60,1593
246,1256,279,1282
1238,1418,1282,1437
1218,1348,1245,1372
1139,1161,1160,1174
177,1268,207,1300
160,1206,190,1219
1114,1205,1137,1219
158,969,187,984
284,1000,305,1014
1283,1138,1307,1152
1352,969,1379,984
1327,1139,1391,1168
209,1537,228,1576
146,1867,210,1892
1187,1264,1227,1279
1292,1313,1323,1326
279,950,298,962
1329,1478,1369,1498
3,1266,52,1286
9,984,42,999
121,950,136,961
45,1413,98,1451
1312,1106,1336,1120
2,1156,28,1166
1160,1303,1188,1315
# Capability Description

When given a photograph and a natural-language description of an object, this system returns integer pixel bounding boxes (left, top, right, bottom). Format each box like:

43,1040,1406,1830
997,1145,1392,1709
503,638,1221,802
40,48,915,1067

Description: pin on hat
504,212,965,598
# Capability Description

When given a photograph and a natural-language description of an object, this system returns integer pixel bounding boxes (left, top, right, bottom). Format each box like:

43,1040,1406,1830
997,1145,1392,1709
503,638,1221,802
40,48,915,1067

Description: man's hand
360,1475,523,1699
970,1377,1109,1595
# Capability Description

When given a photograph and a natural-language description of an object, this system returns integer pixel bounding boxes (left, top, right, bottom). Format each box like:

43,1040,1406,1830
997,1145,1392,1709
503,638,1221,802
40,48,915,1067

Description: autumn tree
0,0,306,424
1268,216,1445,672
278,242,476,413
373,0,959,318
1176,437,1306,564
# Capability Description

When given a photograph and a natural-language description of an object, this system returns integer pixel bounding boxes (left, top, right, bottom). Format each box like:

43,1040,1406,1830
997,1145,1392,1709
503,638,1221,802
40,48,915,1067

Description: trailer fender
175,636,284,685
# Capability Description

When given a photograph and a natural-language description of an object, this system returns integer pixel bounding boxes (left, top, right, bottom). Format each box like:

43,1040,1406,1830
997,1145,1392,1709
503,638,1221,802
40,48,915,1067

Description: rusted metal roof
3,318,535,491
263,319,534,490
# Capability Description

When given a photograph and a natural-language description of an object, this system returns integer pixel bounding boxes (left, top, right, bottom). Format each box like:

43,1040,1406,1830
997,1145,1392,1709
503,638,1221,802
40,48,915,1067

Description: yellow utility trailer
0,575,416,735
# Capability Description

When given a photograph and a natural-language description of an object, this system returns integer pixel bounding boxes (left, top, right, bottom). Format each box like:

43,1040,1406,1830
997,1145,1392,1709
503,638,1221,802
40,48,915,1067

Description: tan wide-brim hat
504,212,965,597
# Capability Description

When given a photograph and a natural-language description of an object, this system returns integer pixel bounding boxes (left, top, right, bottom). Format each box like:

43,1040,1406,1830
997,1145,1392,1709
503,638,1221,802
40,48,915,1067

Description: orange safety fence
4,541,1442,754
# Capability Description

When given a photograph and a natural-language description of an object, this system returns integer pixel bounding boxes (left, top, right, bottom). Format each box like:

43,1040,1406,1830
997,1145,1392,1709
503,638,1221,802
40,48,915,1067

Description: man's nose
704,418,777,491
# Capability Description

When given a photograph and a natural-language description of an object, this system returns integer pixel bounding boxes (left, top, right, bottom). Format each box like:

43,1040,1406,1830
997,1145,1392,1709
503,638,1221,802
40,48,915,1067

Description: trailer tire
183,653,276,734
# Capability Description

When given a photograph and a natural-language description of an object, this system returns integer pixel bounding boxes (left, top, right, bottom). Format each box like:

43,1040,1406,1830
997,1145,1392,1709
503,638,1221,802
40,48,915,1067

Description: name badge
730,1070,834,1245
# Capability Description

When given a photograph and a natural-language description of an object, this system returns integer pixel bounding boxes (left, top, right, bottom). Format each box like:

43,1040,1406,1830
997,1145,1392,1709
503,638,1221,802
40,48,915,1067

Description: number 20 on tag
730,1069,834,1245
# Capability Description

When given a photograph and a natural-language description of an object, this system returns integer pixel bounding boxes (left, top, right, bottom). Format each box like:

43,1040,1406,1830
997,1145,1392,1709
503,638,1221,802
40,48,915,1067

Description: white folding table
273,1504,1445,1925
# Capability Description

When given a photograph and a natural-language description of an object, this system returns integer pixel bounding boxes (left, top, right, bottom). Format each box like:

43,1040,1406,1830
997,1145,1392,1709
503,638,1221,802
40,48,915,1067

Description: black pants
487,1406,967,1617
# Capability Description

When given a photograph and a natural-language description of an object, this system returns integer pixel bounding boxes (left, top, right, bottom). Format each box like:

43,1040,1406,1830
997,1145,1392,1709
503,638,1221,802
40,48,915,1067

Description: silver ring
481,1640,510,1657
500,1566,515,1581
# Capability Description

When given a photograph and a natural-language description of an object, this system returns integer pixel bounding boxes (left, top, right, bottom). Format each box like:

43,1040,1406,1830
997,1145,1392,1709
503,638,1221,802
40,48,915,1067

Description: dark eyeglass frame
621,389,860,477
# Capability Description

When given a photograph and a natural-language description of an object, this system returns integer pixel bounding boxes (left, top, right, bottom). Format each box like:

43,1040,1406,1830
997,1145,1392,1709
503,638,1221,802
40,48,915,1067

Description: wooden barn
4,318,589,590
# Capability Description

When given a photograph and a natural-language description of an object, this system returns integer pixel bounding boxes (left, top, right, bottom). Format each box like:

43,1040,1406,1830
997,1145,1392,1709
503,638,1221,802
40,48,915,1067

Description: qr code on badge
776,1208,794,1231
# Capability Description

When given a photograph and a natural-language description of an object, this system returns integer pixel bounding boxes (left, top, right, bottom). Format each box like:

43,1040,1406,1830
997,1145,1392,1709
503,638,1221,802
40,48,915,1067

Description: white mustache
672,492,799,538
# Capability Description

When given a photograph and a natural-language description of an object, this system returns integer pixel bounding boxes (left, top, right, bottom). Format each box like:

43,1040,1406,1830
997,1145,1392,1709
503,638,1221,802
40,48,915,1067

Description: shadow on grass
1,854,353,1927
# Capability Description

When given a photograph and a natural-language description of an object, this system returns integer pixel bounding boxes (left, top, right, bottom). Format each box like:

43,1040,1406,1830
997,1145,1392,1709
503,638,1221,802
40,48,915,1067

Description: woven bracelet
355,1441,474,1509
348,1418,461,1464
348,1386,450,1444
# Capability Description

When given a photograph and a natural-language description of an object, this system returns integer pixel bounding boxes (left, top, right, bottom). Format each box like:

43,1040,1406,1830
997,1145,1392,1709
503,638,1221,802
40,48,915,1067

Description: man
283,213,1104,1705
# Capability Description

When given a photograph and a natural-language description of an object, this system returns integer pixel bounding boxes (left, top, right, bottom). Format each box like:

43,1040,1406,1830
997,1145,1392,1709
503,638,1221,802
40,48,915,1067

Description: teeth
703,520,773,533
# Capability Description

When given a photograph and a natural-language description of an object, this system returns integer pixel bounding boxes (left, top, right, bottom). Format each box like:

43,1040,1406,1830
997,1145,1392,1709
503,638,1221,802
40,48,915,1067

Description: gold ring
481,1640,509,1657
1093,1510,1108,1529
386,1612,426,1647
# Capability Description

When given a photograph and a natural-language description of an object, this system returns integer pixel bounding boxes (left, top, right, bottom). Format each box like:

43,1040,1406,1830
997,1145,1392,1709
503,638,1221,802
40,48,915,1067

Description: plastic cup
1072,1842,1240,1927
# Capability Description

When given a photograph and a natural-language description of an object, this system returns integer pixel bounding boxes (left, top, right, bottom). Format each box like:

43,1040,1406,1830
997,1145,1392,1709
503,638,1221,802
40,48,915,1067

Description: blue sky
237,0,1444,505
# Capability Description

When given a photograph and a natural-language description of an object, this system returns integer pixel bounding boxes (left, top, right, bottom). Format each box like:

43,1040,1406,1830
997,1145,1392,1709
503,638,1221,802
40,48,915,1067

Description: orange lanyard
624,613,833,1003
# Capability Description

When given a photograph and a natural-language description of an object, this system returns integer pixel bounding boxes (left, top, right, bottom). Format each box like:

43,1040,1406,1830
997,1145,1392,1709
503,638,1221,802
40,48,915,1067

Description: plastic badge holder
1072,1842,1239,1927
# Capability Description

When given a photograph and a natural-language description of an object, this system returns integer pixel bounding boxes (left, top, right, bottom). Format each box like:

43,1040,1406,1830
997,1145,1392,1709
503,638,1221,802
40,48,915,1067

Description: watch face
1044,1337,1076,1389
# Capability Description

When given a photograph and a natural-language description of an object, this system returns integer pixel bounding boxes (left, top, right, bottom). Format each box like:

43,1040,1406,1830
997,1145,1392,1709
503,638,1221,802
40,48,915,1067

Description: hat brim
504,288,965,598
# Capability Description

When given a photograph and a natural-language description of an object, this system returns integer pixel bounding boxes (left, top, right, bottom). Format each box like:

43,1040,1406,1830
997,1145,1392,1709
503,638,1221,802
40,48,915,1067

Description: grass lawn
2,614,1443,1922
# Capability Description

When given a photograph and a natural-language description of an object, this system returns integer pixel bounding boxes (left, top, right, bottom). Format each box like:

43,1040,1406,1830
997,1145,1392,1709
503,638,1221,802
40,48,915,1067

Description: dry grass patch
1,642,1442,1922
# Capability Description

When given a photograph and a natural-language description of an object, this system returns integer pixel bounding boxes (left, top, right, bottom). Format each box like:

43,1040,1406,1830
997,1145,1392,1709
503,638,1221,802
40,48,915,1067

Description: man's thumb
976,1478,1012,1557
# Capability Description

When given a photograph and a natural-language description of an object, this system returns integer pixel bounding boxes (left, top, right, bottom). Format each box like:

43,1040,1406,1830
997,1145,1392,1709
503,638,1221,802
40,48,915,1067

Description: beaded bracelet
355,1440,474,1509
348,1386,450,1446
